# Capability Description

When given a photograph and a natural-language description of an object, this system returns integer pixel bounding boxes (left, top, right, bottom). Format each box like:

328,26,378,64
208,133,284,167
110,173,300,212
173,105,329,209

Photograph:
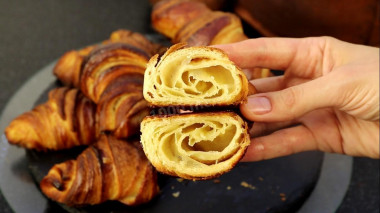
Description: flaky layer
5,87,97,151
143,44,249,106
140,112,250,180
40,135,159,206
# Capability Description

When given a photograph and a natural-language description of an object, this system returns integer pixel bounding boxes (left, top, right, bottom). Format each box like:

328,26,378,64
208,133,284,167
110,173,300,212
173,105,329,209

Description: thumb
240,74,343,122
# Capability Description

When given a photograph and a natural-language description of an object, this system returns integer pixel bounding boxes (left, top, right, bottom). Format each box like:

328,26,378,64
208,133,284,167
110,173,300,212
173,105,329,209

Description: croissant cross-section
140,112,250,180
143,43,248,106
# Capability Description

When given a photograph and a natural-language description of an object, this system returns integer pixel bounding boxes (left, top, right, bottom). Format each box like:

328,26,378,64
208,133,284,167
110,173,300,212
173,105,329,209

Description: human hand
215,37,379,161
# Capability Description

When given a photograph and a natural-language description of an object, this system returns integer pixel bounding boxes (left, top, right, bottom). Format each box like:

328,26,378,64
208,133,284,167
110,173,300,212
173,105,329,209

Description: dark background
0,0,378,212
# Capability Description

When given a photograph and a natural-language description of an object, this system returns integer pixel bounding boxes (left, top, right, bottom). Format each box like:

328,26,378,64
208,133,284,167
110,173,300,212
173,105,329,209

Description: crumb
172,191,180,198
258,177,264,181
280,193,286,201
241,181,256,190
179,109,193,114
171,185,175,190
227,186,232,190
102,157,110,164
176,178,184,182
213,179,221,183
281,197,286,201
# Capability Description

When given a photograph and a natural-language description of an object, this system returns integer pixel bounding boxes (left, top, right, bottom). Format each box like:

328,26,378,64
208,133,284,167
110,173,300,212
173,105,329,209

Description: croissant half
5,87,97,151
40,135,159,206
141,112,250,180
143,43,248,106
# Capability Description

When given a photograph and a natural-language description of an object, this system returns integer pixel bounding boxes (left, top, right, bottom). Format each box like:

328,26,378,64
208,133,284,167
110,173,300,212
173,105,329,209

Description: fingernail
246,96,272,114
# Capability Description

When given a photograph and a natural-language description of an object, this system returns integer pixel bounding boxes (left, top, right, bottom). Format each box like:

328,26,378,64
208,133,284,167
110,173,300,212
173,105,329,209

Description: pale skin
215,37,379,161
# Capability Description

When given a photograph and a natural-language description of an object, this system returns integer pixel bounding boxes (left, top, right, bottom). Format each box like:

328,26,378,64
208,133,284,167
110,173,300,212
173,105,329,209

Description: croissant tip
4,121,39,148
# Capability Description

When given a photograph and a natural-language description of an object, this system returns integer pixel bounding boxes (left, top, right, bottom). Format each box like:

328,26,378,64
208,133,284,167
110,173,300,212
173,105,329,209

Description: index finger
213,37,315,70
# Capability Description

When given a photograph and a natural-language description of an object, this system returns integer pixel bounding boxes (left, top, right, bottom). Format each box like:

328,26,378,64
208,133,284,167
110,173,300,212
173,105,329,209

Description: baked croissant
81,43,149,138
141,112,250,180
96,91,150,138
80,42,147,103
53,30,162,88
40,135,159,206
141,44,252,179
151,0,272,79
144,43,248,106
54,30,162,139
5,87,97,151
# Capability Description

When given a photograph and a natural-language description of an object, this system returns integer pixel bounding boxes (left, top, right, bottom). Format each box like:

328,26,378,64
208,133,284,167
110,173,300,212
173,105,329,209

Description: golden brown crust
52,30,163,139
107,29,165,56
5,87,97,151
53,49,89,88
40,135,159,206
151,0,210,39
152,0,246,46
53,29,162,89
96,91,150,139
151,0,272,78
80,42,148,103
150,0,227,11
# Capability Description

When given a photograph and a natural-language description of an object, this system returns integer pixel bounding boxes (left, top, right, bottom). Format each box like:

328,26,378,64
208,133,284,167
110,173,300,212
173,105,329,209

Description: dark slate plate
0,35,352,213
27,145,323,213
23,75,325,213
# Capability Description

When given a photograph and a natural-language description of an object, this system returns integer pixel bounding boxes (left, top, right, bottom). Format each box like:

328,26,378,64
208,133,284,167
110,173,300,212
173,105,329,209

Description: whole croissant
54,30,163,88
54,30,161,138
40,134,159,206
5,87,97,151
151,0,272,79
81,42,150,138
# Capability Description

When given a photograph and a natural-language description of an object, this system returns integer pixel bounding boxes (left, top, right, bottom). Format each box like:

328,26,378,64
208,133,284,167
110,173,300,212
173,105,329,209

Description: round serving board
0,36,353,213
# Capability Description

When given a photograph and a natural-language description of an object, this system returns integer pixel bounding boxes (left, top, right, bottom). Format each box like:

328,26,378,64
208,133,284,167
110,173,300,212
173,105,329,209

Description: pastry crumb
102,157,110,164
171,185,175,190
172,191,180,198
280,193,286,201
241,181,256,190
258,177,264,181
176,178,184,182
213,179,221,183
226,186,232,190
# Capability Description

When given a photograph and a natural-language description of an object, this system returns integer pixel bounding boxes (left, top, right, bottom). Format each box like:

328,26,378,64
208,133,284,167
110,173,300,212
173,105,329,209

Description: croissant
141,112,250,180
54,30,162,139
141,44,251,179
40,134,159,206
81,43,150,138
144,43,248,106
5,87,97,151
53,30,162,88
96,91,150,138
150,0,227,11
151,0,272,79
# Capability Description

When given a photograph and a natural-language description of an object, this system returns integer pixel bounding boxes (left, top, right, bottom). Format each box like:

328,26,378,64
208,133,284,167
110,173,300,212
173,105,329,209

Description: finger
214,37,317,70
249,75,310,93
240,73,342,122
241,125,318,162
249,120,298,137
249,75,285,93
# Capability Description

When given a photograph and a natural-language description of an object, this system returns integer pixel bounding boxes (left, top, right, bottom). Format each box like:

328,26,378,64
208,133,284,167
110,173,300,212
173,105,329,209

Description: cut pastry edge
140,111,250,180
143,43,250,107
